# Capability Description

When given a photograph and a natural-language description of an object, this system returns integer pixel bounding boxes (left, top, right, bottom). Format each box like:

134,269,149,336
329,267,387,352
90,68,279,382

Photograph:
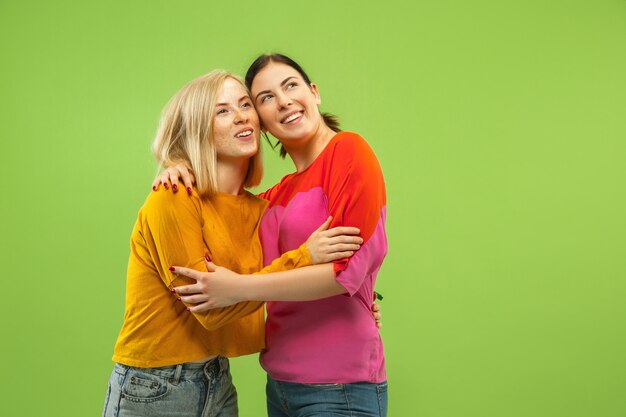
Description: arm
243,263,345,301
171,217,363,310
172,262,345,310
325,134,388,296
141,188,264,330
173,261,385,322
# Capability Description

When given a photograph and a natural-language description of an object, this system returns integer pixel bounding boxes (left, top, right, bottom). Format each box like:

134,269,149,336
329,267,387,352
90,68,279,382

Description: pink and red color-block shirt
258,131,388,383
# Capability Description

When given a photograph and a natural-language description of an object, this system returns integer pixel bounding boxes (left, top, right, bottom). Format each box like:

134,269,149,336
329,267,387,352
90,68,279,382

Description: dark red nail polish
187,187,192,195
186,307,191,311
163,183,169,189
205,254,211,262
152,185,157,191
169,266,175,272
177,297,181,301
172,184,178,192
170,288,176,293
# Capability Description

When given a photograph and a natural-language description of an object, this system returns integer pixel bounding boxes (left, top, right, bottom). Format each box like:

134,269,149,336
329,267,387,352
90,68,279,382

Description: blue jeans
102,357,237,417
266,375,388,417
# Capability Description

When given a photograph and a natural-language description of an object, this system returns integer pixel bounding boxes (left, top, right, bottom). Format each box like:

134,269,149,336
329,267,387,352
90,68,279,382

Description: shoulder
140,188,202,220
332,131,371,152
328,132,381,171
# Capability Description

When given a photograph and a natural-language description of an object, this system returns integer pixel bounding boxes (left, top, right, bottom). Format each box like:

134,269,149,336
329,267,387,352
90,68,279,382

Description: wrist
239,274,257,301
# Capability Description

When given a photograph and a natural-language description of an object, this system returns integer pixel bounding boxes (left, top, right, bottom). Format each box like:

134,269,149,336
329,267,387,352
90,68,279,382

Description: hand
152,163,196,195
372,302,382,329
305,216,363,264
170,260,245,312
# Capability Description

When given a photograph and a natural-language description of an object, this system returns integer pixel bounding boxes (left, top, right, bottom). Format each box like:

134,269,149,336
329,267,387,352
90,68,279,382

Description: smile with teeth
236,130,253,138
282,111,303,124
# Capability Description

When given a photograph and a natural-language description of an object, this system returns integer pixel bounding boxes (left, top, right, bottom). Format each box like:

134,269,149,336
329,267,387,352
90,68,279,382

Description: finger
169,266,204,280
151,179,160,191
323,251,354,262
203,257,218,272
371,303,381,312
326,243,361,253
172,283,202,295
180,167,195,193
327,235,364,245
163,180,169,190
323,227,361,237
376,322,383,329
179,294,209,304
314,216,333,233
188,301,212,313
170,175,179,193
373,312,382,321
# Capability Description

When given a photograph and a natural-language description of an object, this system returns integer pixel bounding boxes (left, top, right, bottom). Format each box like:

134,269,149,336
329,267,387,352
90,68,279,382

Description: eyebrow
216,95,251,107
254,76,298,102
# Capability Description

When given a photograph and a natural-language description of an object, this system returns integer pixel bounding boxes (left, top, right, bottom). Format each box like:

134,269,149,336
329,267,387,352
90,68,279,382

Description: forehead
216,77,249,101
250,62,302,93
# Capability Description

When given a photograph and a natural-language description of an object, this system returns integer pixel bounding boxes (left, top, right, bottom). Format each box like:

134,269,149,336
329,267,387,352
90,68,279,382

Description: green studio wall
1,0,625,416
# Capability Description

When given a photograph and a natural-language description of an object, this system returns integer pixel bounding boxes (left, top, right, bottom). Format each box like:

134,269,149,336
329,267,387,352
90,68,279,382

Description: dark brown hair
245,53,341,158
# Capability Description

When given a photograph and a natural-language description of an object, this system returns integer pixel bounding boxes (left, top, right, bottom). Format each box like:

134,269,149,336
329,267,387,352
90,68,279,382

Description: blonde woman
103,70,363,417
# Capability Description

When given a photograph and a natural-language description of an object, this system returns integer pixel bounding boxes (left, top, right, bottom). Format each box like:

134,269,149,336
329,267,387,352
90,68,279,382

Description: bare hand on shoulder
152,163,196,195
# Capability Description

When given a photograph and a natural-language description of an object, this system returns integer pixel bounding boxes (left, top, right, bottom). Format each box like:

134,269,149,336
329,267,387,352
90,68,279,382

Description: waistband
114,356,230,383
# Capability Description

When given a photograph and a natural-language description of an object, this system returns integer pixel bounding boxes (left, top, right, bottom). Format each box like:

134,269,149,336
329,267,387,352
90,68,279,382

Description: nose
275,91,292,109
233,107,249,124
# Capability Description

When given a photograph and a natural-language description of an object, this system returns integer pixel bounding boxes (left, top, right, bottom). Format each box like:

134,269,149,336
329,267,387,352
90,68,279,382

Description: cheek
257,107,276,127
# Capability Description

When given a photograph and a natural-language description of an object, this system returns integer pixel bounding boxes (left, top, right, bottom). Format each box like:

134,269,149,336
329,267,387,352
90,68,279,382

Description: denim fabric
102,356,237,417
266,375,388,417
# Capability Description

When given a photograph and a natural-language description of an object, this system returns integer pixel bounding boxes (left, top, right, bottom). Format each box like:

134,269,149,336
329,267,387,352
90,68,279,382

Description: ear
310,82,322,105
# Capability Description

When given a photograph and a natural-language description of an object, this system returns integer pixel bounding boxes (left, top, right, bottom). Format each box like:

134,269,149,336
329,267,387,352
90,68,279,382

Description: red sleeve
326,133,387,291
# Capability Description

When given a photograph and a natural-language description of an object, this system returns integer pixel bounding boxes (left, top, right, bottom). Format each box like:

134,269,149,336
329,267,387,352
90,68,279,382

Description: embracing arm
171,218,363,310
173,262,345,309
141,189,264,330
243,263,345,301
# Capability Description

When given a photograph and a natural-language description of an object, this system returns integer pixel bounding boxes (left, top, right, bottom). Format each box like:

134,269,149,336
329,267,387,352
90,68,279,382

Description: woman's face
250,62,322,145
212,77,260,161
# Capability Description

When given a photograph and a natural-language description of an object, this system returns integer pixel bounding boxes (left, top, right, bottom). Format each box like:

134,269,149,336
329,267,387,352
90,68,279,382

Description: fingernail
187,187,192,195
186,307,191,311
172,184,178,192
170,288,176,293
205,254,211,262
163,183,169,189
177,297,181,301
169,266,175,272
152,185,157,191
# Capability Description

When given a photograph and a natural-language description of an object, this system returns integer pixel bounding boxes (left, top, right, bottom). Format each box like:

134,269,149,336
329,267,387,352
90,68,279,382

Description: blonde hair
152,70,263,197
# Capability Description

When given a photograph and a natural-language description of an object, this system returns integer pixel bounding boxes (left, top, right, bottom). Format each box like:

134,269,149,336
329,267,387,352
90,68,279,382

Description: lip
280,110,304,124
234,127,255,140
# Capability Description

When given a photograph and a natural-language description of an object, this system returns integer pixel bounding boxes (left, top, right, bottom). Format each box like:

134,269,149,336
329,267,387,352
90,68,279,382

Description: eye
216,108,228,115
261,94,273,103
286,82,298,89
241,101,252,109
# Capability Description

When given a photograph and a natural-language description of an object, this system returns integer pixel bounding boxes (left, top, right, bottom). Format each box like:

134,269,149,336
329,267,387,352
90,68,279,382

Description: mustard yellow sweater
112,189,310,368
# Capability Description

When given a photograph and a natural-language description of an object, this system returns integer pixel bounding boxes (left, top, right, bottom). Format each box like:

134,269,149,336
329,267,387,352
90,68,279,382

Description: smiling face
212,77,260,161
250,62,324,147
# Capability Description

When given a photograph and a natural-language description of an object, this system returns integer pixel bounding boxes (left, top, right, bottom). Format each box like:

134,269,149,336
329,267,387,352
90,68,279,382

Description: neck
216,157,249,195
285,124,337,172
